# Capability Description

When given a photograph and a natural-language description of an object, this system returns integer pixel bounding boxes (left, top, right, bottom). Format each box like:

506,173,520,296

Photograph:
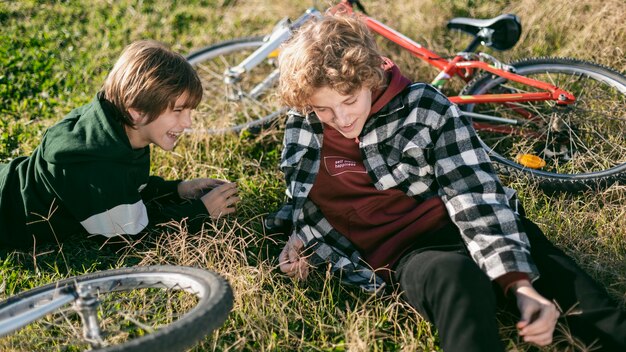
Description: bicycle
185,0,626,192
0,265,233,352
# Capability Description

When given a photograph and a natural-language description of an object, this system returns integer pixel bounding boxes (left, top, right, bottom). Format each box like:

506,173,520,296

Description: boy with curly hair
268,14,626,351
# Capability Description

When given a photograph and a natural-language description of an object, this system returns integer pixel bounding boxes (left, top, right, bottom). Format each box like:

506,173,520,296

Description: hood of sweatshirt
40,95,147,165
369,57,412,116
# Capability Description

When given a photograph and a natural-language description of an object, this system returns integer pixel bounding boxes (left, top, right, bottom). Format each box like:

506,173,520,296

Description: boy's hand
178,178,228,199
279,234,310,280
199,182,239,218
512,280,560,346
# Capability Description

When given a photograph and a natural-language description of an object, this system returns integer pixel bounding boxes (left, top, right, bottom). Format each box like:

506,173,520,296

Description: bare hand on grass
279,234,310,280
199,182,240,218
512,280,560,346
178,178,229,199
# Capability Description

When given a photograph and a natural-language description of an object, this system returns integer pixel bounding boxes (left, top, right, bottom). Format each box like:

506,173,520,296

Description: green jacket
0,95,208,248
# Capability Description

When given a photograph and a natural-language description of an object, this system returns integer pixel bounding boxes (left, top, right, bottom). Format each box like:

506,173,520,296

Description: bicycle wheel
0,265,233,352
460,57,626,192
186,36,288,135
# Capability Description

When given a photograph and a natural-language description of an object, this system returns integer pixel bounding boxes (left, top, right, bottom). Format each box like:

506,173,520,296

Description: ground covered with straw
1,1,624,351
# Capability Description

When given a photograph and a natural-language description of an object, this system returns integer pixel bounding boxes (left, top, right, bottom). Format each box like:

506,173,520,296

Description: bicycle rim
460,57,626,191
186,37,287,135
0,265,233,352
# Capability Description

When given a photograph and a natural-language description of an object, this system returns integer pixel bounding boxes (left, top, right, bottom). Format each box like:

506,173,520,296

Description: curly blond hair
278,15,385,112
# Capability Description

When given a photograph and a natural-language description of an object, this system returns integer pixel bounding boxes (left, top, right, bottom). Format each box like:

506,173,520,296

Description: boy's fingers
280,260,302,276
288,236,304,250
279,247,296,268
278,246,288,262
215,183,238,196
287,245,300,263
224,196,240,206
295,256,309,279
225,190,239,200
280,263,294,275
278,238,309,279
202,178,226,186
224,197,238,206
517,303,559,347
295,264,308,280
522,330,554,346
221,208,235,215
284,260,307,280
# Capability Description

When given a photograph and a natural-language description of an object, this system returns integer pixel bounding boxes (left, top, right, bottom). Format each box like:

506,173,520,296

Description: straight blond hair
102,40,202,126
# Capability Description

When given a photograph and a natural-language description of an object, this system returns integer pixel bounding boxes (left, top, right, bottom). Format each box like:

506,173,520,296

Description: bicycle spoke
187,40,285,133
195,61,228,82
464,60,626,180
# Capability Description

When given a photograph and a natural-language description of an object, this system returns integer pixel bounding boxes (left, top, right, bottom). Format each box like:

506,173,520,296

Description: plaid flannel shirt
266,83,539,292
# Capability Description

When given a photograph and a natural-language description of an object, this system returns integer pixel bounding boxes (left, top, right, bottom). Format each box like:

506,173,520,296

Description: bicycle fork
222,8,323,101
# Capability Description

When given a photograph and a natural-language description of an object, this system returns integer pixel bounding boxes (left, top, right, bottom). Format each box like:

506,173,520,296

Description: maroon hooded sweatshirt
309,58,529,289
308,58,451,282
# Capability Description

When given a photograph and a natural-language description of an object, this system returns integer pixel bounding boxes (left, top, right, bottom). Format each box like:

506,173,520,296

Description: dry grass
1,0,625,351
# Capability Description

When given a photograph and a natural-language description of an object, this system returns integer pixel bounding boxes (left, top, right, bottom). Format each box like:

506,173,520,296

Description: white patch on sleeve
138,183,147,192
459,150,479,165
80,201,149,237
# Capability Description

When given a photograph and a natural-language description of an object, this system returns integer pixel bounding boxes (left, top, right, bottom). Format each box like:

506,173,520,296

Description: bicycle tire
0,265,233,352
186,36,288,135
460,57,626,192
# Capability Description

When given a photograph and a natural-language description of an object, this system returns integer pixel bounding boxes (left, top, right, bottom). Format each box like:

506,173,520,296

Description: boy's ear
127,108,147,124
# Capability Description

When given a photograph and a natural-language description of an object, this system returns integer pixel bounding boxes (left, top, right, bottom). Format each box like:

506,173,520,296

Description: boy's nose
334,110,351,126
181,110,192,128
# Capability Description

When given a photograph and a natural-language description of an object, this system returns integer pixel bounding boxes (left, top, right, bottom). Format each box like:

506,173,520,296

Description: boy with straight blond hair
0,40,240,249
267,14,626,351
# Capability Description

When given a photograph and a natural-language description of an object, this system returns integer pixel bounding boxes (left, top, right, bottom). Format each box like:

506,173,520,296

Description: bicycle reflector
268,49,280,59
516,154,546,169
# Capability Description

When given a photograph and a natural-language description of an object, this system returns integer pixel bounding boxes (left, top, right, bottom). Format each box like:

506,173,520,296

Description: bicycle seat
447,14,521,51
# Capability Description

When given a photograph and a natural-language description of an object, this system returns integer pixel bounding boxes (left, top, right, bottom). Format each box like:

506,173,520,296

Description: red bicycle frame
331,1,576,107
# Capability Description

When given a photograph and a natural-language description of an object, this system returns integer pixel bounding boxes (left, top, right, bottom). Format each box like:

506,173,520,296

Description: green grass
1,0,625,351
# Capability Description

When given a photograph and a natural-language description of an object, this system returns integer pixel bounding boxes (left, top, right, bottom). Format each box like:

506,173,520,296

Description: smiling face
309,86,373,139
125,93,193,151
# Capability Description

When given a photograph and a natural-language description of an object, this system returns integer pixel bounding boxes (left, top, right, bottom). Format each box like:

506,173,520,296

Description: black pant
393,218,626,352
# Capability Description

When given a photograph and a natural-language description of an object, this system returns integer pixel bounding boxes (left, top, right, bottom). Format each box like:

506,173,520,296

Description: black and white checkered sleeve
430,96,539,281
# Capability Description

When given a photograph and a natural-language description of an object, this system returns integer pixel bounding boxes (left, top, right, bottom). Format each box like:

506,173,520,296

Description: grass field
1,0,625,351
